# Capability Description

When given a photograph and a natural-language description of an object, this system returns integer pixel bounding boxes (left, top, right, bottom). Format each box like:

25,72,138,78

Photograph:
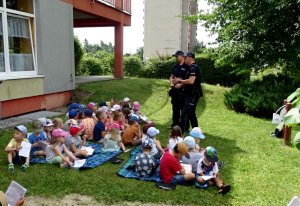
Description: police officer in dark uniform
169,50,188,127
172,51,203,132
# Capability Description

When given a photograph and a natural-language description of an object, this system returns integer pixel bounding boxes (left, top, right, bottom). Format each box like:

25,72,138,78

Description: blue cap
68,103,79,111
15,125,28,135
69,109,78,119
183,51,195,58
142,138,154,149
84,109,93,117
189,128,205,139
129,115,139,123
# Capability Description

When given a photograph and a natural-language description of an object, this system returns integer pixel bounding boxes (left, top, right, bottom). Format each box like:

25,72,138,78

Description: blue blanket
117,146,162,182
30,142,122,169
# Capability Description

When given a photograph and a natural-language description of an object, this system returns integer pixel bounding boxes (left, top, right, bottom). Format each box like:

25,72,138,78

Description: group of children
4,97,230,194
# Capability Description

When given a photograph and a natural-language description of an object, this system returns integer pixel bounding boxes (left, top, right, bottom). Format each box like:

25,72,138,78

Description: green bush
79,51,114,76
224,74,297,117
74,36,84,75
195,54,250,86
142,57,174,79
123,56,144,77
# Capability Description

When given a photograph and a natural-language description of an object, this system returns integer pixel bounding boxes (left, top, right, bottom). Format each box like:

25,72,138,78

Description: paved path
75,76,115,84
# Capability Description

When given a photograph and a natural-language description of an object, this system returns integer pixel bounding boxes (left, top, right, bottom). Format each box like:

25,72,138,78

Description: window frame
0,0,36,77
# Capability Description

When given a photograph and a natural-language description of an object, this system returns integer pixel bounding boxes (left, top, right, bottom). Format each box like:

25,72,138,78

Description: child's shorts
171,174,186,185
13,151,26,164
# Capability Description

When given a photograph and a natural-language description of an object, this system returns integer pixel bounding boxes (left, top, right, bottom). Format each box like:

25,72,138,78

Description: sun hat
129,115,139,123
38,117,47,126
111,104,121,112
147,127,160,137
132,101,140,111
69,124,85,136
176,142,190,158
87,102,97,110
52,128,69,138
183,136,196,149
32,120,44,133
0,191,8,206
123,97,130,102
44,119,54,127
68,109,78,119
15,125,28,135
142,138,154,149
189,127,205,139
204,146,218,162
84,109,94,117
68,102,79,111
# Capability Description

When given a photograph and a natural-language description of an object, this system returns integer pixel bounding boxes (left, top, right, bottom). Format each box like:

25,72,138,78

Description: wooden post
283,100,292,146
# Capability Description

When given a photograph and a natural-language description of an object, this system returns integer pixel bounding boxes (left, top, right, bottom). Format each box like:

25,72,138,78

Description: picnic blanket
117,146,161,182
30,142,122,169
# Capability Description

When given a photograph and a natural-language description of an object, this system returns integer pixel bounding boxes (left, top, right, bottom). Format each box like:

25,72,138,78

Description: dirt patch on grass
25,194,173,206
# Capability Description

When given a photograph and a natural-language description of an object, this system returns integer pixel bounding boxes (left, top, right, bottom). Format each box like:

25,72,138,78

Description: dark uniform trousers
180,92,200,132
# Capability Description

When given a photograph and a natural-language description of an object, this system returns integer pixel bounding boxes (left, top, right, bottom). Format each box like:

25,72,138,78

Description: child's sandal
8,163,14,171
21,163,29,172
218,184,231,195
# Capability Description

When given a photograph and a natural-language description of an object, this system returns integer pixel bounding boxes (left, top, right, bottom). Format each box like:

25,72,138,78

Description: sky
74,0,216,54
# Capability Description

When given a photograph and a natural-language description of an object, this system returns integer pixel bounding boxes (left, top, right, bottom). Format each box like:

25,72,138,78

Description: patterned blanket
30,142,122,169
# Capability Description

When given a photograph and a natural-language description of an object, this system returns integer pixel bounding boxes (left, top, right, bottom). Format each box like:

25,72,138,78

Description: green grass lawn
0,78,300,205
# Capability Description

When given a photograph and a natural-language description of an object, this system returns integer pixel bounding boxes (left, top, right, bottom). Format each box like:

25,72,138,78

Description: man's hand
16,197,25,206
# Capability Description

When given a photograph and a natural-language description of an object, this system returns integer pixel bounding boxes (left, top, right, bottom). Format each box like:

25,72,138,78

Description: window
0,0,35,76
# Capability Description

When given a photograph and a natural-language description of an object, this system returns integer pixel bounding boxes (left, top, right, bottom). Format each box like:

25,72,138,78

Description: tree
192,40,205,53
83,40,114,54
187,0,300,76
74,36,84,75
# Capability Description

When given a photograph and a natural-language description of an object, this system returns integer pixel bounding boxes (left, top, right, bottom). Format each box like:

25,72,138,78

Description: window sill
0,75,44,81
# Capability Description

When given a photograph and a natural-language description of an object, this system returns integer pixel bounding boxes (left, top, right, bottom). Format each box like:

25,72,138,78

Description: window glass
0,14,4,72
7,16,34,72
6,0,33,14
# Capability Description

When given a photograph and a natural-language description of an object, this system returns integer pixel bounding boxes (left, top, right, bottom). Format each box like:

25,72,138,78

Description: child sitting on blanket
5,125,30,171
111,111,125,131
160,143,195,185
168,126,183,151
86,102,98,122
53,118,64,129
93,111,108,142
45,128,77,168
181,136,202,173
122,116,142,146
145,127,164,159
102,128,126,152
65,124,88,158
195,146,231,194
135,139,158,177
43,118,54,141
81,109,96,141
28,120,47,157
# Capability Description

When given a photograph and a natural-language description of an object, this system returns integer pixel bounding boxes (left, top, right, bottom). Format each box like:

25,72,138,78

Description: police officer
172,51,203,132
169,50,188,127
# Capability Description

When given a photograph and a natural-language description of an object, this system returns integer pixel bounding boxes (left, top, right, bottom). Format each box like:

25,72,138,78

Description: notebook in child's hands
81,146,94,156
181,163,192,174
5,181,27,206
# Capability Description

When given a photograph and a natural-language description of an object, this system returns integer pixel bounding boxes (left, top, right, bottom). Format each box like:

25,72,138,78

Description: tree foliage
187,0,300,75
74,36,84,74
83,39,114,54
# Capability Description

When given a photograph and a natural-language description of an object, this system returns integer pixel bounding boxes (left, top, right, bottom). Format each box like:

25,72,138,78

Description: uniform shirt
184,63,202,96
172,63,188,80
135,153,157,177
160,152,182,183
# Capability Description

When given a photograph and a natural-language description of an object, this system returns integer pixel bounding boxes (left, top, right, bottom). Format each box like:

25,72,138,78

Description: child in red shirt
159,142,195,184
